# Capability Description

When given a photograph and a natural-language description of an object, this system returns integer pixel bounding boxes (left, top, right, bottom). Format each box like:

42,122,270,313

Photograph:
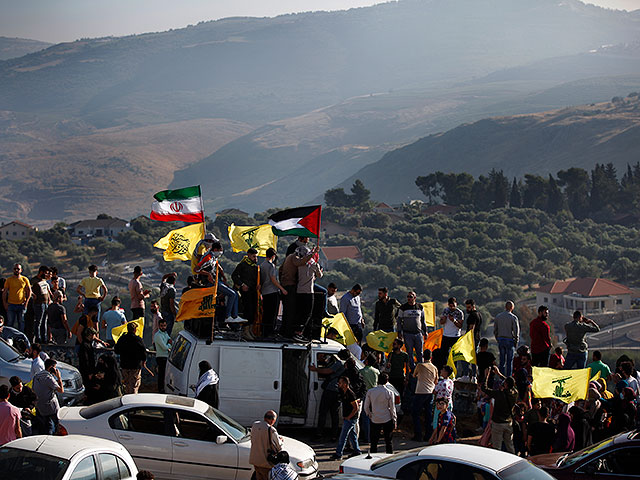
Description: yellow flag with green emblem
446,329,476,377
421,302,436,327
111,318,144,344
532,367,591,404
176,287,217,322
228,224,277,257
321,313,356,346
154,222,205,261
366,330,398,353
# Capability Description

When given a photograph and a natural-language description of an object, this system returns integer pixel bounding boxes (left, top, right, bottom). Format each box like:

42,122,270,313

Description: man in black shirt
476,338,496,386
114,322,147,394
333,376,362,460
373,287,401,333
460,298,482,379
527,406,555,456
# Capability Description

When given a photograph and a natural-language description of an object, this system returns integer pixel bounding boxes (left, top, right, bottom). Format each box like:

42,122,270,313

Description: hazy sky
1,0,639,43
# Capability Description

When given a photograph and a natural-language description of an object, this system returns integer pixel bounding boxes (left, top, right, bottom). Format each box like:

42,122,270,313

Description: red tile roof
537,277,631,297
321,245,363,261
0,220,36,230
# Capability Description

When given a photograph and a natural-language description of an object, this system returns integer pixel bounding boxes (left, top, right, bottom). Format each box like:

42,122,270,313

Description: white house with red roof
319,245,363,270
536,277,632,314
0,220,37,240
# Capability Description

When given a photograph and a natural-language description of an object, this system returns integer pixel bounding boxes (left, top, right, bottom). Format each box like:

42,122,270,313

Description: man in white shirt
364,372,397,453
29,343,49,379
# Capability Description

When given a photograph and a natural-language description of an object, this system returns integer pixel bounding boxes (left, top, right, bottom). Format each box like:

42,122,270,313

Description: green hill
0,37,51,61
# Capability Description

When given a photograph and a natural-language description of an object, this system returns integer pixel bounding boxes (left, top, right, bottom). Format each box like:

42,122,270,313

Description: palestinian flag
268,205,321,237
151,186,204,223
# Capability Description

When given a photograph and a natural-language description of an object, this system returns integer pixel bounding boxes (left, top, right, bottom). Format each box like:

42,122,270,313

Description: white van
164,329,353,427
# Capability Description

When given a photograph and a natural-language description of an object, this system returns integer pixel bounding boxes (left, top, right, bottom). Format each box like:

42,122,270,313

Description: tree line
416,163,640,222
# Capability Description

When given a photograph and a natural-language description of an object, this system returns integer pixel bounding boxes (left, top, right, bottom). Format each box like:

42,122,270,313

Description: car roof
6,435,129,460
120,393,208,412
181,329,344,350
417,444,521,471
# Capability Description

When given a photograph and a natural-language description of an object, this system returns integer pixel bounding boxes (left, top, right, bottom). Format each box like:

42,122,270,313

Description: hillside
3,0,640,221
340,94,640,204
0,37,51,60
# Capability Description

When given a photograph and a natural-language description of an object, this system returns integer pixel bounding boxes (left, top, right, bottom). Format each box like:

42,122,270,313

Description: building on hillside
373,202,396,214
536,277,632,315
421,204,459,216
68,218,131,244
0,221,37,240
216,208,249,217
319,245,363,270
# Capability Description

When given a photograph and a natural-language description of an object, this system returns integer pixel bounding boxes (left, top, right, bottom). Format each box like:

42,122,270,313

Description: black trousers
370,420,394,453
317,389,340,437
261,292,280,337
239,289,258,324
296,293,314,334
157,357,167,393
532,349,550,367
131,307,144,320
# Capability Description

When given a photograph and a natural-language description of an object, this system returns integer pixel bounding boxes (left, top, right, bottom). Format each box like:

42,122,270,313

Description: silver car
0,338,84,405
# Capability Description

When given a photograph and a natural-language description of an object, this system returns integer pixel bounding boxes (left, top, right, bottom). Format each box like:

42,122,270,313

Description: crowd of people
0,234,639,466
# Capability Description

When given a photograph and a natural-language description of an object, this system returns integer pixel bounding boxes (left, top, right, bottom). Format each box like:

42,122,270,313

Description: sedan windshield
371,448,420,470
559,436,615,467
0,447,70,480
204,406,247,442
0,339,21,363
499,460,556,480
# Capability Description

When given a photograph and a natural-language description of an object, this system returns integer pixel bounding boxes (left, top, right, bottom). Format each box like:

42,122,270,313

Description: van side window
169,335,192,371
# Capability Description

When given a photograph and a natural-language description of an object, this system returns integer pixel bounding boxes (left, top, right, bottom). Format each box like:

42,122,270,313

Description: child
431,365,454,432
428,397,456,444
549,346,565,369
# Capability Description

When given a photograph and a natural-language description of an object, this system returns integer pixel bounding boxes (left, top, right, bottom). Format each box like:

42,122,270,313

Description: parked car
1,434,138,480
339,444,555,480
0,337,84,405
59,393,318,480
530,430,640,479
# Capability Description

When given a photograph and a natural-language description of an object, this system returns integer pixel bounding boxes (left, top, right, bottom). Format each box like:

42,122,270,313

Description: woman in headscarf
196,360,220,409
93,354,123,402
553,412,575,453
569,405,592,450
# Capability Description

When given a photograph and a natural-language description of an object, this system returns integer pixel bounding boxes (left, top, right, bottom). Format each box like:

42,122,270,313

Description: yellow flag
112,318,144,344
176,287,217,322
590,370,601,382
154,222,205,261
532,367,591,404
421,302,436,327
321,313,356,346
366,330,398,353
446,329,476,377
228,224,277,257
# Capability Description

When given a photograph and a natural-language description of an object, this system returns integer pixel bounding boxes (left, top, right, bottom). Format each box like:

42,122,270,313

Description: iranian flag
268,205,321,237
151,186,205,223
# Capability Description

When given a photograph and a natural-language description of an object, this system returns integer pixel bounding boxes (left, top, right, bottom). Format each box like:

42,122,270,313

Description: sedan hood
529,452,565,470
340,452,390,473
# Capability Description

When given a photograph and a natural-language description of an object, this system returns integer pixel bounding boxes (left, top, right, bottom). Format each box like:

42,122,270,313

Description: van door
218,346,282,426
278,348,309,425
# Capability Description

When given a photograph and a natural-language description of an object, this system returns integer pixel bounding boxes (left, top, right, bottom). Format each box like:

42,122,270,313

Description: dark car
530,430,640,480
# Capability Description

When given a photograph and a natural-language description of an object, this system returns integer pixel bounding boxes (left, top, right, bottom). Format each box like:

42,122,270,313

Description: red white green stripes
151,186,204,223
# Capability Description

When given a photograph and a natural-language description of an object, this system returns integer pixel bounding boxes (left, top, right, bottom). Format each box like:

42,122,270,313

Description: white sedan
340,444,556,480
59,393,318,480
2,434,138,480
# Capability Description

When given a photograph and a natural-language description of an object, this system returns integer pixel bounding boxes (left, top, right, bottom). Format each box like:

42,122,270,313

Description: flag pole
211,263,219,343
198,185,207,233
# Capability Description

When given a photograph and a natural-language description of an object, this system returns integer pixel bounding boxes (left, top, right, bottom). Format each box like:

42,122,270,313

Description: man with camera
440,297,464,355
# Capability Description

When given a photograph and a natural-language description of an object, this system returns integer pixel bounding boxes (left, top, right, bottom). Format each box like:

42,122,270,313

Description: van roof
180,330,346,351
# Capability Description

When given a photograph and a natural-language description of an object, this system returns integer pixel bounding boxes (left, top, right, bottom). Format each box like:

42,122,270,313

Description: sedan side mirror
216,435,228,444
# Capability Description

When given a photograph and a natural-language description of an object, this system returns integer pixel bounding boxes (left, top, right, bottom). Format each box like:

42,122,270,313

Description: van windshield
169,335,192,371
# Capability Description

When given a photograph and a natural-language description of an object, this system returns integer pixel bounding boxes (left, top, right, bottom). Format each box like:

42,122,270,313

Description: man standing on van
340,284,364,344
3,263,31,332
232,248,260,340
250,410,282,480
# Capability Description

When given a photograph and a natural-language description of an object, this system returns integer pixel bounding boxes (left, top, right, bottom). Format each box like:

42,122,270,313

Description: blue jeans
218,281,239,318
404,332,424,370
565,351,587,370
498,338,516,377
336,417,361,457
33,302,47,342
412,393,433,440
459,361,477,378
7,303,25,332
84,298,102,321
162,310,176,337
